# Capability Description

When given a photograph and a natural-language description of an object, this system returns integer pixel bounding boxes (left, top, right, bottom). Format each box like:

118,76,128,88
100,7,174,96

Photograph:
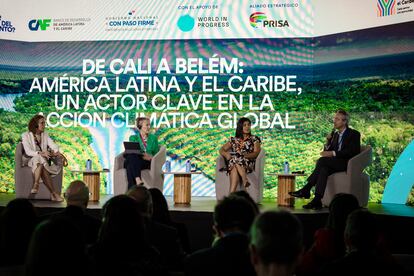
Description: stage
1,193,414,254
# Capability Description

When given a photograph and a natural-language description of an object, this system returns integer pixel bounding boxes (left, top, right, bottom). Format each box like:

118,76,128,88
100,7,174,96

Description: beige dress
21,131,62,177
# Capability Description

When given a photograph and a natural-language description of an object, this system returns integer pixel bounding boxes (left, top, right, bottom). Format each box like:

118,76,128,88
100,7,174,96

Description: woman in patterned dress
219,117,261,193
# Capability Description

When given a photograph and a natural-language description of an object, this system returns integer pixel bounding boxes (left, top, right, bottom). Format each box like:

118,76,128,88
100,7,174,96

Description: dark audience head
0,199,37,266
26,217,86,276
1,198,37,230
214,196,256,236
149,187,171,224
231,190,260,215
99,195,146,249
345,209,379,252
64,180,90,209
250,211,303,275
327,193,360,232
126,185,153,217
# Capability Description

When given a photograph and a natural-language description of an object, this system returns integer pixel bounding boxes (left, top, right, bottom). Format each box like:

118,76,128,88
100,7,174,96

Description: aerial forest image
1,21,413,203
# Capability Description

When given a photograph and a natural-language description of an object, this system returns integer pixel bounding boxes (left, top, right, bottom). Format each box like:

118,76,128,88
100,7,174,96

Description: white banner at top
0,0,413,42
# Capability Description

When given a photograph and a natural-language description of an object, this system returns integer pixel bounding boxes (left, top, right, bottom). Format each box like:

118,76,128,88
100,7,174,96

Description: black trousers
124,154,151,189
303,157,348,198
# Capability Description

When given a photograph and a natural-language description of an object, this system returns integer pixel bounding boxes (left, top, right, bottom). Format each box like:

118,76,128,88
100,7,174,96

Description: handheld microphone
324,128,335,150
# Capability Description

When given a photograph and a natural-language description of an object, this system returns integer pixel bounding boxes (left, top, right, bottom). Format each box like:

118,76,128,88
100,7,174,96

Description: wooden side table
70,169,109,201
163,172,201,205
276,173,306,207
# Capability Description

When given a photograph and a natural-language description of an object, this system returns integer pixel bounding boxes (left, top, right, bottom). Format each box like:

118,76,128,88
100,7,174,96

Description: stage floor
1,193,413,218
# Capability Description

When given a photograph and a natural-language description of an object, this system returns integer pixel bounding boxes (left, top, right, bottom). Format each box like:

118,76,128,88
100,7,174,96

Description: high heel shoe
51,192,64,202
30,183,39,194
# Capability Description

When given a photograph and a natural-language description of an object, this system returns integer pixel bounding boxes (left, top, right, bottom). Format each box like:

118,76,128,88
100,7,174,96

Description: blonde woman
124,117,160,188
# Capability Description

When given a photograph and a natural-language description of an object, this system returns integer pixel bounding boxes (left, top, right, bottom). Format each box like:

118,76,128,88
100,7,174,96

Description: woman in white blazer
22,114,63,201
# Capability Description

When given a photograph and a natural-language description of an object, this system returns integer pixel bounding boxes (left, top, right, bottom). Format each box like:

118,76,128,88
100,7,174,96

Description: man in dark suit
289,110,361,209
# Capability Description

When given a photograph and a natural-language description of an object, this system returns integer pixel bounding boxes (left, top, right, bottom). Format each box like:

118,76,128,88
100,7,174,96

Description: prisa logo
249,12,289,28
28,19,52,31
249,12,266,28
377,0,396,16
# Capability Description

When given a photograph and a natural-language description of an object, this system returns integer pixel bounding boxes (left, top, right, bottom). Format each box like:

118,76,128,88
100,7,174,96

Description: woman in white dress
21,115,63,202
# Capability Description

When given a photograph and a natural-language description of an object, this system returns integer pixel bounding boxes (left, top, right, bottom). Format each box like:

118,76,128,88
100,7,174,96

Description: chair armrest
254,149,265,174
149,146,166,178
347,145,372,176
216,154,226,169
114,152,125,171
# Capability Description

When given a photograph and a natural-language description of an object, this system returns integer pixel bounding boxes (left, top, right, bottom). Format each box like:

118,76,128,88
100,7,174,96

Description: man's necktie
331,132,339,151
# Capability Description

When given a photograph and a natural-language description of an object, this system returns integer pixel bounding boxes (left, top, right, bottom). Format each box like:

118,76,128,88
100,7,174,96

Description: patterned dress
227,135,261,174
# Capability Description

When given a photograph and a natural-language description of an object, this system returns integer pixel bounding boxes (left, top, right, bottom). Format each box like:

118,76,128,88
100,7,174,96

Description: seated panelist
124,117,160,189
21,114,63,202
219,117,261,193
289,109,361,210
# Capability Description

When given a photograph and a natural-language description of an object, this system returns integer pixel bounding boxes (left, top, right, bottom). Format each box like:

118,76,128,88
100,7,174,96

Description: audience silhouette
149,187,191,253
127,185,185,272
0,199,37,267
185,194,257,276
321,209,404,276
88,195,166,276
49,180,101,245
1,188,410,276
26,217,87,276
297,193,360,275
250,211,304,276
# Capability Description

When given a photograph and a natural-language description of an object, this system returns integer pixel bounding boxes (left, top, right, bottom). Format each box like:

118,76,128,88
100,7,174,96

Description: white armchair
322,145,372,207
113,146,166,195
215,149,265,203
14,142,63,199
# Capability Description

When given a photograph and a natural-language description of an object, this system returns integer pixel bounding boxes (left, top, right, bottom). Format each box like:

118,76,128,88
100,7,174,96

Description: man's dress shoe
288,189,311,199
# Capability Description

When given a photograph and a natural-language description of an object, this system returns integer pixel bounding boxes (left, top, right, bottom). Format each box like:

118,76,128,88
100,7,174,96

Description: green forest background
1,77,413,204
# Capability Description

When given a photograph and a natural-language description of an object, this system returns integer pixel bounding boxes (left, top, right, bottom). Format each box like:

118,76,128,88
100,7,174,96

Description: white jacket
21,131,59,157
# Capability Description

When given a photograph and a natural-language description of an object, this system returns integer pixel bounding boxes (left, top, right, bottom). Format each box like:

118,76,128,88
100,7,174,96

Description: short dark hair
214,196,256,233
250,211,303,265
327,193,360,231
99,195,146,247
345,209,379,251
149,188,171,224
28,114,45,134
235,117,251,138
230,190,260,215
336,109,349,126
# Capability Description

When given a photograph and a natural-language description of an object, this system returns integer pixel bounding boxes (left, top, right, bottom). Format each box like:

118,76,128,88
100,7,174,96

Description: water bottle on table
86,159,92,170
283,161,290,174
185,159,191,173
165,160,171,172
